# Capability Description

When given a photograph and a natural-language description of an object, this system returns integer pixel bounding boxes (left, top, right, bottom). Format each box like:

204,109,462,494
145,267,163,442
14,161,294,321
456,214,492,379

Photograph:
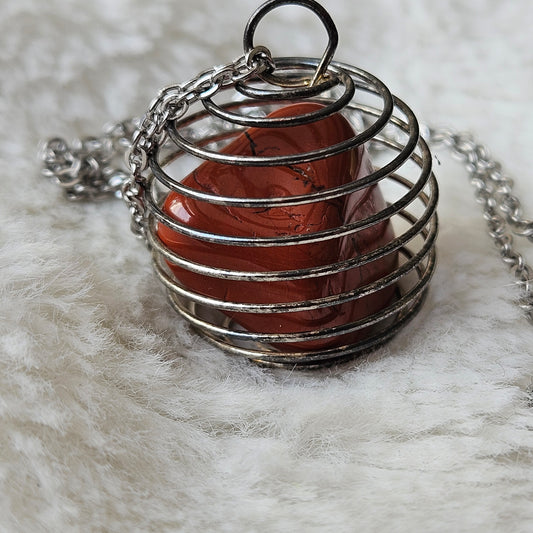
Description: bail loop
243,0,339,88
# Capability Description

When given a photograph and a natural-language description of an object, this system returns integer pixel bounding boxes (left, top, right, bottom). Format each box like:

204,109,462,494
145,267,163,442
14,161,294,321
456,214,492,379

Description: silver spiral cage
144,55,438,368
146,58,438,368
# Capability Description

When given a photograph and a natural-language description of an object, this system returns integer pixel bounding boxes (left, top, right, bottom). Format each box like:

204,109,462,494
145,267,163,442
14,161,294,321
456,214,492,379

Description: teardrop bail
243,0,339,88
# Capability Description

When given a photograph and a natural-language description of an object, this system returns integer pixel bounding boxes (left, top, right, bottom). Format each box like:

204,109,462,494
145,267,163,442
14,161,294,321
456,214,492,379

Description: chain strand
428,128,533,323
39,119,138,201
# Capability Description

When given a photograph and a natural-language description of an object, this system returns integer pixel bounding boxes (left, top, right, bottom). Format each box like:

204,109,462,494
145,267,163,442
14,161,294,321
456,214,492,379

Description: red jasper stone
157,103,397,351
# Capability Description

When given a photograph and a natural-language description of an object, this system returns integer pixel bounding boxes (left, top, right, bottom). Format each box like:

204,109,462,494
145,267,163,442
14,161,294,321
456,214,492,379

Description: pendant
157,103,398,351
41,0,439,367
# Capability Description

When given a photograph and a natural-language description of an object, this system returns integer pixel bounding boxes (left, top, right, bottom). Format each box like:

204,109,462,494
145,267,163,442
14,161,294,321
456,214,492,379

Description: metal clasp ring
242,0,339,88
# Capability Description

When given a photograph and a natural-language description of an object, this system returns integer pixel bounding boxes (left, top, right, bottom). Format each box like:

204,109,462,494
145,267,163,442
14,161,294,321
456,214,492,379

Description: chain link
428,128,533,323
39,118,139,201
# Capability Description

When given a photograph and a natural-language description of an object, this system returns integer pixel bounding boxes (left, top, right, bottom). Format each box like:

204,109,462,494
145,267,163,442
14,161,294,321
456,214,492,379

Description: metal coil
144,54,438,368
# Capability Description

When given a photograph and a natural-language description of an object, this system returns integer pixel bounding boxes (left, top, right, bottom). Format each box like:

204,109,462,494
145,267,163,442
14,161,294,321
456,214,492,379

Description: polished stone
157,103,397,351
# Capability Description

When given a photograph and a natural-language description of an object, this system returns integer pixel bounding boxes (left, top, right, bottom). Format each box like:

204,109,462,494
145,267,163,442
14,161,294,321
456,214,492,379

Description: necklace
39,0,533,368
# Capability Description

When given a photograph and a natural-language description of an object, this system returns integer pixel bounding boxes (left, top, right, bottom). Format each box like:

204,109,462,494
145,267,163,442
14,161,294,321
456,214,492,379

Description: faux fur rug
2,0,533,531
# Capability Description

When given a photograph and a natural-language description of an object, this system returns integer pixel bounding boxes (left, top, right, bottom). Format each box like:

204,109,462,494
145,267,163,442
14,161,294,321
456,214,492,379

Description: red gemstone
157,103,397,351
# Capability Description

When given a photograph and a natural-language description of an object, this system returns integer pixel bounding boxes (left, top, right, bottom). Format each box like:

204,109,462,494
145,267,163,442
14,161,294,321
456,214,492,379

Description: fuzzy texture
1,1,533,531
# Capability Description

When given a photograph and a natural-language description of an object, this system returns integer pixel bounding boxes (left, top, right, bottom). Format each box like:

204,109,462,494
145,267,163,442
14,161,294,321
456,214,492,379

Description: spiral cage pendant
142,53,438,368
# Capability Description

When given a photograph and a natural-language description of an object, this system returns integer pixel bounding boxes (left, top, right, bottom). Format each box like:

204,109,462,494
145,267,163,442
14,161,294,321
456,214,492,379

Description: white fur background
1,0,533,531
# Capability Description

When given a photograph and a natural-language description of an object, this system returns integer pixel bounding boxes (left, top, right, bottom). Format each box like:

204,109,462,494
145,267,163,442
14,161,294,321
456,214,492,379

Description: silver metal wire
243,0,339,87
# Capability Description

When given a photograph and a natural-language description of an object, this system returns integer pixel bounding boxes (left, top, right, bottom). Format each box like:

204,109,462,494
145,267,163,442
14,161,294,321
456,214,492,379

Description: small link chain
122,47,274,238
40,118,139,201
428,127,533,324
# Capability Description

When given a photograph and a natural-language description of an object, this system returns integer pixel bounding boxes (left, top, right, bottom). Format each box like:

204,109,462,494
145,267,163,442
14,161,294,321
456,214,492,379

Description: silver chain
428,127,533,323
40,119,138,201
38,64,533,323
